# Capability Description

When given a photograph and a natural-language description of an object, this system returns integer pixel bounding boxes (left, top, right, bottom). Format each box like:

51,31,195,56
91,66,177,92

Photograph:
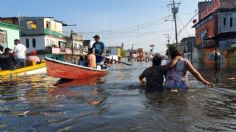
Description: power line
178,9,198,36
78,14,172,34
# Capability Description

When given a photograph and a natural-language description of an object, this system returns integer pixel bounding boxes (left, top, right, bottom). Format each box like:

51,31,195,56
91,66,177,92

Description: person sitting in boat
78,55,87,66
164,50,213,90
0,48,15,70
104,58,112,67
0,45,4,54
88,48,96,68
27,50,41,65
139,54,181,92
92,35,105,64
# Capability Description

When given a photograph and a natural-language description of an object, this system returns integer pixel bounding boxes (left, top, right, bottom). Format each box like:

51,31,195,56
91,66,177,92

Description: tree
120,48,127,57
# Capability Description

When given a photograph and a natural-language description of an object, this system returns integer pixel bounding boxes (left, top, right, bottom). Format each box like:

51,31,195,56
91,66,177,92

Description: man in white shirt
14,39,27,68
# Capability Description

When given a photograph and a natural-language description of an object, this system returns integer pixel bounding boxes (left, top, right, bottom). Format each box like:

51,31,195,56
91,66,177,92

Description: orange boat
45,57,108,79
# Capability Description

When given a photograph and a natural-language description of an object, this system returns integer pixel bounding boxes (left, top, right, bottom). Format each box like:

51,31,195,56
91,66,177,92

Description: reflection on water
0,62,236,131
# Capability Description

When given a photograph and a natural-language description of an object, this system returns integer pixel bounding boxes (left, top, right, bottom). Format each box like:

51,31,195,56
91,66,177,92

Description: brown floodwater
0,62,236,131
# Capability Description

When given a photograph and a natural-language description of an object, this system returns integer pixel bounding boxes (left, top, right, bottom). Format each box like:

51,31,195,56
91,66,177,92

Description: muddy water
0,62,236,131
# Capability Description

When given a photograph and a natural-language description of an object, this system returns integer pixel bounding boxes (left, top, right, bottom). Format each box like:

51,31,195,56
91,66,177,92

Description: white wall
73,40,83,49
21,35,67,53
218,11,236,33
20,36,45,53
44,18,63,33
44,35,66,47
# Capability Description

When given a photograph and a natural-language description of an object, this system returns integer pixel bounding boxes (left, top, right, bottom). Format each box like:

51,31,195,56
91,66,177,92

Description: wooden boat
45,57,108,79
53,77,104,88
0,62,46,81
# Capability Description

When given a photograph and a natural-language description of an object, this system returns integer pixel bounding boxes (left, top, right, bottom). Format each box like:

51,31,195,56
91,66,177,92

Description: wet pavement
0,62,236,131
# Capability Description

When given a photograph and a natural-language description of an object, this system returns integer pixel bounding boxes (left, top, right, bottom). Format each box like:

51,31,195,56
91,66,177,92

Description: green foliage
120,48,127,57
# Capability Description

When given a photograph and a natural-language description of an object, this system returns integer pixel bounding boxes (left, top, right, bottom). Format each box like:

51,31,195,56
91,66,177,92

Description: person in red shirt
27,50,41,64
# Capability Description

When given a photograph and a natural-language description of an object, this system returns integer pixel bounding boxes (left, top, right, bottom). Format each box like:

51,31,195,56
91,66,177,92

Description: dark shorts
96,56,103,63
16,58,26,68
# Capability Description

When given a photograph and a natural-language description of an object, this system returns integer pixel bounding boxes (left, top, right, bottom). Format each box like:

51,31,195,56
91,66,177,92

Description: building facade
0,22,20,50
180,37,196,63
194,0,236,67
0,17,67,53
106,46,121,61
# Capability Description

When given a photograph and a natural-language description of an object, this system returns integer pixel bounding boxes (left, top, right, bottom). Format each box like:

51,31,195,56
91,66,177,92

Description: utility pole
70,30,74,61
165,34,171,58
165,34,171,45
168,0,180,50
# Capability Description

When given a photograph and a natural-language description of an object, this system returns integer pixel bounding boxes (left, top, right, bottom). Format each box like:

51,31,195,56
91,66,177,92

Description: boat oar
95,54,132,66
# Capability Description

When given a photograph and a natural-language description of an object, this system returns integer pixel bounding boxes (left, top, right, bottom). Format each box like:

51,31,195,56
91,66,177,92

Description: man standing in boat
13,39,27,68
92,35,105,64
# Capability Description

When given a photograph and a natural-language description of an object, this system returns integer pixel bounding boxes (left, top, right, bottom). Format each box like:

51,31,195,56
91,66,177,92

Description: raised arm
162,56,182,71
186,60,213,88
139,70,146,86
139,71,145,82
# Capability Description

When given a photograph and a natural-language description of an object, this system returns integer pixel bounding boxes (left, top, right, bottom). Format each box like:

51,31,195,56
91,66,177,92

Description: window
230,17,233,27
59,41,66,52
46,39,50,46
224,17,226,26
46,21,51,29
0,29,7,46
27,20,37,30
200,31,208,41
32,38,36,48
26,39,29,48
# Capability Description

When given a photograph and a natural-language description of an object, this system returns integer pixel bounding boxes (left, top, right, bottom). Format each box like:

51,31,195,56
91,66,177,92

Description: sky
0,0,202,54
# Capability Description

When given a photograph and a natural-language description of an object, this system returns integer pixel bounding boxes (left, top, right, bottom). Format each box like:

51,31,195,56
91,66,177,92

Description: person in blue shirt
92,35,105,64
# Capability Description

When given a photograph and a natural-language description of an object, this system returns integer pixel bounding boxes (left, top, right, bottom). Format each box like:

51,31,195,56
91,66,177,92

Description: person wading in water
139,54,182,92
164,50,213,90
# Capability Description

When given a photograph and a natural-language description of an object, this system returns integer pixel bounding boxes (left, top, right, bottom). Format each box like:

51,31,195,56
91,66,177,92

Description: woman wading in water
164,50,213,90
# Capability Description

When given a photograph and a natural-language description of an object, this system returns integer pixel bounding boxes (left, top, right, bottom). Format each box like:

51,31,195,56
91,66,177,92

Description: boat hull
45,57,108,79
0,63,46,81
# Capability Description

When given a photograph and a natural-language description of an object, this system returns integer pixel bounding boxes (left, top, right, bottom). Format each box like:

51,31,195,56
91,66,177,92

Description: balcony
44,29,65,37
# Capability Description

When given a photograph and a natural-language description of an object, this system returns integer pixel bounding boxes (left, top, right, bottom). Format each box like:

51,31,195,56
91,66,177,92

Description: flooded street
0,62,236,131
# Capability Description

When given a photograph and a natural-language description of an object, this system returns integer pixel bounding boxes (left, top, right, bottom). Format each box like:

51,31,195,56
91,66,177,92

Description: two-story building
180,37,196,62
0,17,68,53
193,0,236,67
0,22,20,51
106,46,121,61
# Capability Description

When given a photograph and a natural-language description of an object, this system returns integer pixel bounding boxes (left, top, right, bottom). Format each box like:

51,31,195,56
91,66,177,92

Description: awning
231,44,236,48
